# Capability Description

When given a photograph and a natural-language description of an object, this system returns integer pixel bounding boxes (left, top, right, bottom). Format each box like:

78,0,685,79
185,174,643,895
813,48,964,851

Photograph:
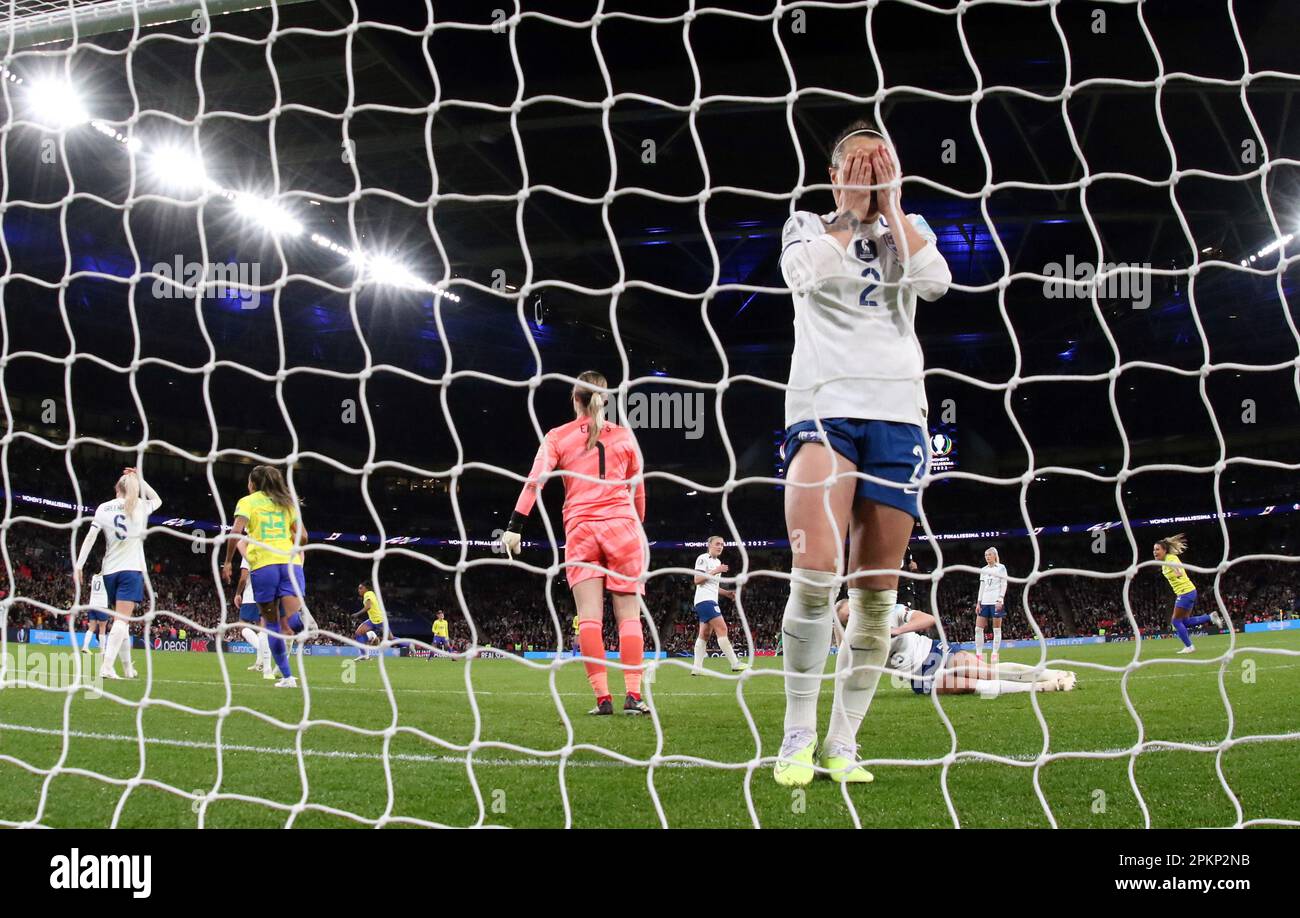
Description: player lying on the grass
79,574,109,655
352,581,385,661
975,546,1008,663
500,370,651,716
1153,533,1224,654
74,468,161,680
691,535,748,674
222,465,308,689
775,116,952,786
836,600,1077,695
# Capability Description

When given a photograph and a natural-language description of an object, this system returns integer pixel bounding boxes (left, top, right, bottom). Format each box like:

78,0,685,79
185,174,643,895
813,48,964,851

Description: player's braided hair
573,370,607,450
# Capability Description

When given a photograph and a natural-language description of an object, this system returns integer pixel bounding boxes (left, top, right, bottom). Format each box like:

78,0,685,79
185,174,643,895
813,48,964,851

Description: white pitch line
0,720,1241,770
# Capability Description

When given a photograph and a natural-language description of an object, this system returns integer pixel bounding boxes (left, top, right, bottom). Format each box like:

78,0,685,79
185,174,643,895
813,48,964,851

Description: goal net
1,0,1298,829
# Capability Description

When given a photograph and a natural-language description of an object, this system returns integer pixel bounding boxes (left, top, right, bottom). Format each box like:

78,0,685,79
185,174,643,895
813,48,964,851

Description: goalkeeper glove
502,512,526,558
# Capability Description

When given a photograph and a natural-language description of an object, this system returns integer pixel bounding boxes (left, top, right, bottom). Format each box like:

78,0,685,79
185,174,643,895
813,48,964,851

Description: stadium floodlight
147,144,210,191
25,78,89,128
232,192,304,237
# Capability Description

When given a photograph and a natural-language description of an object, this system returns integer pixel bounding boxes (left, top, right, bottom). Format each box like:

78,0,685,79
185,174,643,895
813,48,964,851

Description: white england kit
693,553,722,606
979,563,1008,607
89,574,109,610
780,210,952,428
83,496,161,575
887,605,936,676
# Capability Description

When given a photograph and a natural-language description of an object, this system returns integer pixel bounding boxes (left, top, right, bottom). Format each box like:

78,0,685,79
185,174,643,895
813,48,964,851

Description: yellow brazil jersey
1161,552,1195,596
234,491,298,570
364,590,385,624
433,619,449,638
572,615,580,635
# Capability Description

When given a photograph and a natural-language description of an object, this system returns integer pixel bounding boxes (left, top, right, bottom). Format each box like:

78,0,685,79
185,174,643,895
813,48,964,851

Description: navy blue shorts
978,603,1004,620
781,418,927,520
249,563,306,604
912,639,952,695
87,609,110,623
103,570,144,608
694,600,722,623
1174,589,1198,611
239,602,262,624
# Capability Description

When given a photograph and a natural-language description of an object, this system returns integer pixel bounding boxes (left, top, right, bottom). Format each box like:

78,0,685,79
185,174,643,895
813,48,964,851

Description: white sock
717,635,739,667
241,627,259,654
780,568,838,736
693,638,706,671
975,679,1033,697
81,627,94,651
100,622,125,677
975,627,985,658
113,620,134,672
824,588,895,752
993,662,1064,683
992,627,1002,655
258,633,271,667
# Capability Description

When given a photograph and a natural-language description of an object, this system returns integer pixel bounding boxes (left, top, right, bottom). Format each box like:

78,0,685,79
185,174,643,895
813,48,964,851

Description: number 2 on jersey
859,266,881,307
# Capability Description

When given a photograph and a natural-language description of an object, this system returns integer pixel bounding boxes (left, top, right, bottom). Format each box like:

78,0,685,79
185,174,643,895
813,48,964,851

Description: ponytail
573,370,608,451
117,473,140,520
1160,533,1188,556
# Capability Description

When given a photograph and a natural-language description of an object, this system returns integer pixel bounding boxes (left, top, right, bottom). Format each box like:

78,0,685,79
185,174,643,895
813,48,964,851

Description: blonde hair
1159,533,1188,556
573,370,608,451
116,473,140,520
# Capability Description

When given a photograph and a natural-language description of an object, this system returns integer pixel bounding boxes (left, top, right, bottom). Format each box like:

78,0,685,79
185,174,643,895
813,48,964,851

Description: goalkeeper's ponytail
573,370,608,451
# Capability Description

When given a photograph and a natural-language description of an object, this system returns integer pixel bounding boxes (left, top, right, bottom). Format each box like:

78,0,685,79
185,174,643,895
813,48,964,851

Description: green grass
1,632,1297,828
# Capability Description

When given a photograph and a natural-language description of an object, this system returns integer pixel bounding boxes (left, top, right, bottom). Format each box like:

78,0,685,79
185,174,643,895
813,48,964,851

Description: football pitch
1,633,1297,829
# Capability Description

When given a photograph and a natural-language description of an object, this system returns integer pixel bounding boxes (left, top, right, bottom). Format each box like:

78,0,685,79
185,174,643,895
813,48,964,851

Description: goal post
1,0,311,50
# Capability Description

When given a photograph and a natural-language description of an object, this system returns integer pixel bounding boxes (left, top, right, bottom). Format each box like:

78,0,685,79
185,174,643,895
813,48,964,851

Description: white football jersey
780,210,952,429
978,563,1008,606
887,604,936,676
693,552,722,606
89,496,160,575
241,557,254,605
89,574,108,610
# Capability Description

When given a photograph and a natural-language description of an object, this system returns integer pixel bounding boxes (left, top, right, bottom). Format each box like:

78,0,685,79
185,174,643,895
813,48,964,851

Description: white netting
0,0,1298,829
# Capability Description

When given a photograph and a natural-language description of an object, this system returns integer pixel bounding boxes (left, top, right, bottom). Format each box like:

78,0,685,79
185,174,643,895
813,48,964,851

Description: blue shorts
359,618,383,632
249,563,306,604
87,610,110,622
781,418,928,520
433,636,449,651
239,602,262,624
103,570,144,608
912,639,952,695
1174,589,1198,611
694,600,722,624
978,603,1004,620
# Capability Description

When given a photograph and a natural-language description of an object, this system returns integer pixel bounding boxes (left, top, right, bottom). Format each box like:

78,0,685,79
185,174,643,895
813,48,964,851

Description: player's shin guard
577,619,610,700
693,637,707,670
717,635,739,667
100,621,126,677
825,588,895,751
618,617,644,698
975,627,985,659
991,626,1002,657
780,568,838,735
240,626,259,649
267,621,291,677
114,620,134,673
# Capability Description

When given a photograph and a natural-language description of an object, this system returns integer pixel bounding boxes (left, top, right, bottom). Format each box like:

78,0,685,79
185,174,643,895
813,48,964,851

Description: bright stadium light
147,145,210,190
233,192,304,237
26,78,89,127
